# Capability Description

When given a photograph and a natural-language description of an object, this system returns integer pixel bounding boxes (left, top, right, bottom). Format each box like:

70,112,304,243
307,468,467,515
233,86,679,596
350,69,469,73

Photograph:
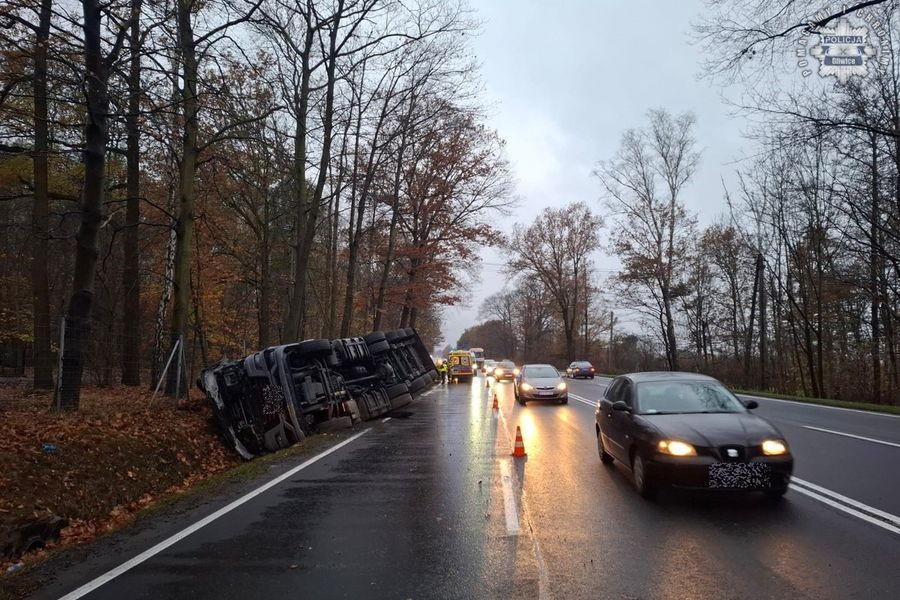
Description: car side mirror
612,400,630,412
743,399,759,410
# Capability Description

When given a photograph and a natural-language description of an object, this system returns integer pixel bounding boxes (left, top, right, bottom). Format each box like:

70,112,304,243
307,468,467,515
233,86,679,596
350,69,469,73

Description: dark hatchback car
595,372,793,500
566,361,595,379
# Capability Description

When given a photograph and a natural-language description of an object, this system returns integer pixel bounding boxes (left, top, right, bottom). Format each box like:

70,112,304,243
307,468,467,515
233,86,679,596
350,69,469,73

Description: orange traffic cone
511,426,527,457
492,392,499,410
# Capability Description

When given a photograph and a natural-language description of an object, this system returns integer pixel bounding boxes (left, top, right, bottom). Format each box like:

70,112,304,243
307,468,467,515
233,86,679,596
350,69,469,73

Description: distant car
595,372,793,500
483,359,498,374
492,360,519,382
566,361,595,379
515,364,568,405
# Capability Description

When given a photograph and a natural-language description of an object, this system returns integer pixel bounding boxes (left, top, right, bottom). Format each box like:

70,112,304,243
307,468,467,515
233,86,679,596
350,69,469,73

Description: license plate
708,462,771,489
538,391,553,396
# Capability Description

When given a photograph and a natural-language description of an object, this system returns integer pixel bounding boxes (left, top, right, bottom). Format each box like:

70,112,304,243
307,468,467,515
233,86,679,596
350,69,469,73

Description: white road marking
494,394,549,598
791,476,900,529
568,393,597,408
790,481,900,536
57,429,372,600
499,459,520,536
801,425,900,449
382,417,392,423
739,393,900,419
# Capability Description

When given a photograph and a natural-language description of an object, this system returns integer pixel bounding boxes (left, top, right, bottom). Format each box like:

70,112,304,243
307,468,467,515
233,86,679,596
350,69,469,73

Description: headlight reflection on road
517,410,538,448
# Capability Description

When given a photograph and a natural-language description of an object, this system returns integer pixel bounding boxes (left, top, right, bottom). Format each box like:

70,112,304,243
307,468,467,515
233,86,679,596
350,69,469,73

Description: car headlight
513,368,520,376
556,382,567,390
520,382,533,391
761,440,788,456
657,440,697,456
494,368,502,377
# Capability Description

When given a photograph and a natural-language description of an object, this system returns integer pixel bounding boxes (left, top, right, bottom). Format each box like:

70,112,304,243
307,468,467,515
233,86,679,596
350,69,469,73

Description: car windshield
524,366,558,378
635,381,746,415
573,362,592,367
498,361,515,369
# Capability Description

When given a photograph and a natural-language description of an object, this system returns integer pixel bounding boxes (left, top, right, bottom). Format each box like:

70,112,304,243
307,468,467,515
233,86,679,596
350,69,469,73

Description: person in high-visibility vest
438,359,449,384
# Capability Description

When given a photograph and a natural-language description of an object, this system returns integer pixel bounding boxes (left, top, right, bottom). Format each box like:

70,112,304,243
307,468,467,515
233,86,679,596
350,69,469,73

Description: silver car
515,364,568,405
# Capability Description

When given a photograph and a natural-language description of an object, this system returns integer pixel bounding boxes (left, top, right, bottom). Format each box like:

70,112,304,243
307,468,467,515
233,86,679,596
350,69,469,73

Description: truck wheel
385,382,409,399
295,339,333,356
364,331,387,345
368,340,391,355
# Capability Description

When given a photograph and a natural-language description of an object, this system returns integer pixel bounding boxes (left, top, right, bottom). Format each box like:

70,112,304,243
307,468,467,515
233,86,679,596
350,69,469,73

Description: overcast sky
439,0,751,350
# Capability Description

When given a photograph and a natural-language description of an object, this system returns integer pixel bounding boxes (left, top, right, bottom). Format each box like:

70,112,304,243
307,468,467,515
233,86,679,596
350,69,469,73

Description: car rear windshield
573,362,592,367
524,366,558,378
635,381,746,414
498,361,515,368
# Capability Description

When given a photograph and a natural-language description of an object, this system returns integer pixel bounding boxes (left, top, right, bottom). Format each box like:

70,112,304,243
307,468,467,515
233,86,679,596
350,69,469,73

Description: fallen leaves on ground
0,384,239,567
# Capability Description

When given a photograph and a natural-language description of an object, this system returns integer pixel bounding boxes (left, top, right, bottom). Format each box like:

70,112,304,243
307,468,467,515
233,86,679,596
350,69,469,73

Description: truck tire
409,375,426,394
364,331,387,345
385,382,409,399
389,393,413,410
368,340,390,355
295,339,333,356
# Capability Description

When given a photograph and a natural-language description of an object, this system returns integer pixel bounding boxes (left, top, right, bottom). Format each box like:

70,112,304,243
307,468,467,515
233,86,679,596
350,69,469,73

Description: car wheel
597,432,614,465
590,375,595,379
632,453,657,500
559,396,568,404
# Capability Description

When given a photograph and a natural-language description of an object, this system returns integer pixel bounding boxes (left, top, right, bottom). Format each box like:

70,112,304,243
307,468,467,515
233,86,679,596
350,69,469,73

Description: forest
458,1,900,406
0,0,511,408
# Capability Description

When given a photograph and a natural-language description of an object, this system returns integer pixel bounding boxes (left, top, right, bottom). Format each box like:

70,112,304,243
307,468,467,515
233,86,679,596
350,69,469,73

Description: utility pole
758,253,767,390
608,310,614,372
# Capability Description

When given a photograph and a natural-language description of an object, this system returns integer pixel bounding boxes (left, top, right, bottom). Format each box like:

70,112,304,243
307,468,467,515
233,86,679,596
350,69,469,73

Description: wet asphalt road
33,376,900,600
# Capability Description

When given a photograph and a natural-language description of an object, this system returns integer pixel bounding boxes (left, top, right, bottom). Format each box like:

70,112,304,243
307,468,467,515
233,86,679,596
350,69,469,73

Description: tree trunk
284,66,310,340
56,0,109,410
31,0,53,390
258,222,271,348
662,288,678,370
373,107,412,332
870,135,881,403
121,0,142,386
166,0,198,396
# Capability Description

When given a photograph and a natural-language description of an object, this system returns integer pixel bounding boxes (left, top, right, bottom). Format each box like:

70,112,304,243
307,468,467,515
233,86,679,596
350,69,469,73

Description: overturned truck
198,328,439,459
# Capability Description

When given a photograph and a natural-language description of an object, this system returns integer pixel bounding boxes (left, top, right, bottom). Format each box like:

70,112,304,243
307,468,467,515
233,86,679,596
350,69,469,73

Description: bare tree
596,109,700,371
506,202,602,362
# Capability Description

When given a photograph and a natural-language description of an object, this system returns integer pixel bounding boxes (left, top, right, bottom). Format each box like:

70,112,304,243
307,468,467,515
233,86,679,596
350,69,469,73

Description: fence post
151,337,180,403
